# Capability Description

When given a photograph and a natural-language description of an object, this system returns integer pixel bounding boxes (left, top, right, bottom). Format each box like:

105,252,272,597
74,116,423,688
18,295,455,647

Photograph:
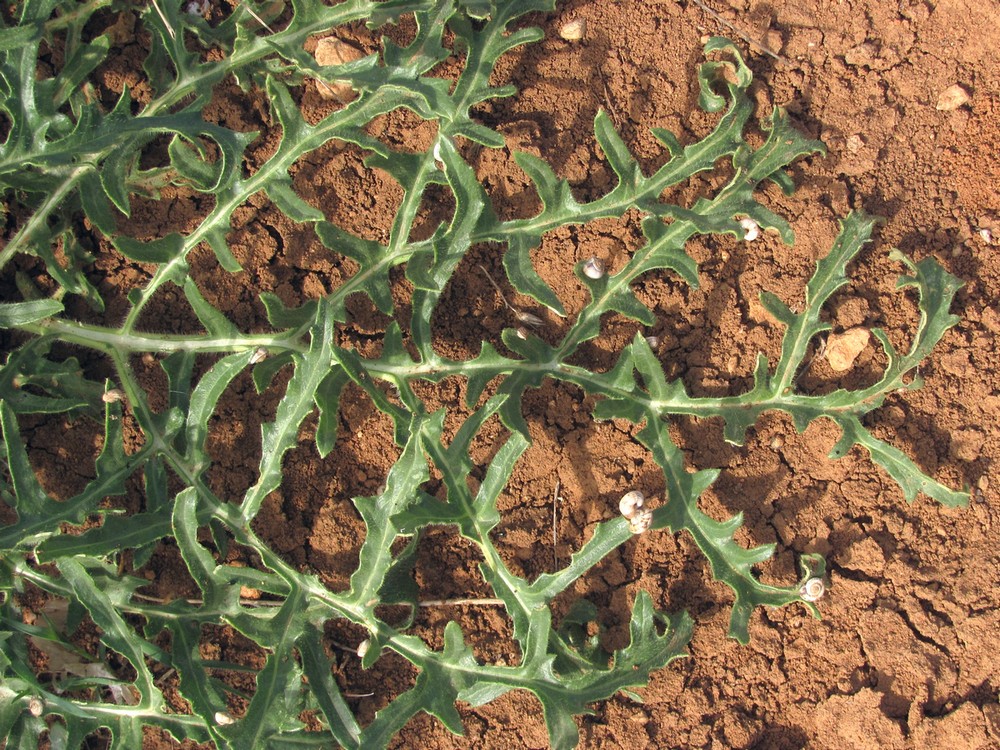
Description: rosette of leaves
0,0,965,747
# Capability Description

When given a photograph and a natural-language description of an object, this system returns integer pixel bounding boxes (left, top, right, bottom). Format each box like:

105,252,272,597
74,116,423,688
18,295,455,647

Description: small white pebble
978,228,993,244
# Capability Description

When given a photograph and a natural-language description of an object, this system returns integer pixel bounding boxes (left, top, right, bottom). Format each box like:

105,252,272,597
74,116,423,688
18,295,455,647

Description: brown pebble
314,38,364,102
559,18,587,41
825,327,870,371
935,84,970,111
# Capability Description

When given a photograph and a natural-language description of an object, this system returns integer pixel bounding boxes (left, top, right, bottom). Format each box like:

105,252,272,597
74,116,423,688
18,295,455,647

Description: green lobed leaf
241,300,336,522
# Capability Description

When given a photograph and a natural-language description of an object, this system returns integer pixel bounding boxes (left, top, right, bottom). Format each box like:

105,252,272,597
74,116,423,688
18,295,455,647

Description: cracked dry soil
9,1,1000,748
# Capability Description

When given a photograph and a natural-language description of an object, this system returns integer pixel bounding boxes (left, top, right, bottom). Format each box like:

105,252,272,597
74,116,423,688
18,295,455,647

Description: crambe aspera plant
0,0,967,746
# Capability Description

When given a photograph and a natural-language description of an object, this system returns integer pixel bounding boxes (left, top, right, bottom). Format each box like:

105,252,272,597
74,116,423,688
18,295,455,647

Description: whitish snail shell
628,507,654,534
582,256,605,279
618,490,645,518
799,577,825,602
739,217,760,241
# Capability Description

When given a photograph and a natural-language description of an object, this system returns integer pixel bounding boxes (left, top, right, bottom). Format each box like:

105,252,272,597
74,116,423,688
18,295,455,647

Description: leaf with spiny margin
629,214,701,286
185,351,255,470
456,0,492,19
168,137,218,192
251,350,294,394
141,0,205,93
719,212,880,445
57,558,163,709
503,233,566,315
417,621,481,732
581,592,691,698
267,180,324,224
607,283,656,326
446,8,546,146
218,593,309,747
713,212,966,507
377,534,421,626
241,300,335,522
0,340,103,414
347,412,438,613
377,1,453,78
594,110,643,192
173,488,241,614
588,341,808,642
396,395,513,539
314,366,351,458
698,38,753,113
165,617,230,747
638,415,807,643
493,328,555,433
259,293,317,329
511,151,580,217
406,137,487,294
589,334,687,425
0,399,61,546
166,128,255,196
182,278,239,338
460,340,517,408
44,228,104,311
133,460,169,569
115,233,187,266
524,517,632,606
555,599,605,670
470,431,527,533
887,249,963,374
408,137,490,358
201,223,243,273
506,597,691,750
0,299,62,326
1,398,132,551
831,415,968,507
298,624,362,749
358,628,480,746
315,220,395,317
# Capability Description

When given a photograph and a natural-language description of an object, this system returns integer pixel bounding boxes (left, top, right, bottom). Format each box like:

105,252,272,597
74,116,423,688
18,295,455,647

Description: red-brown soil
11,1,1000,748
